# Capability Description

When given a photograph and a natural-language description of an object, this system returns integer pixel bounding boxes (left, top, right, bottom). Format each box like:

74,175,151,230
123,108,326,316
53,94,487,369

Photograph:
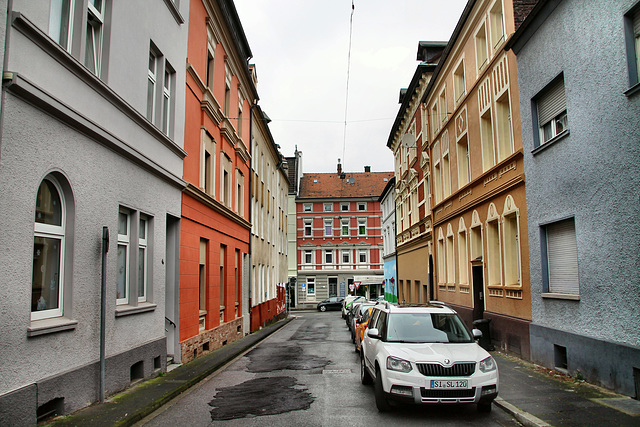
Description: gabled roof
298,172,394,200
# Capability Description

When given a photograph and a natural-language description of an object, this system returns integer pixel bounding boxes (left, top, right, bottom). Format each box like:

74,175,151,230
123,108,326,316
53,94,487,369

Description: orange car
354,307,374,353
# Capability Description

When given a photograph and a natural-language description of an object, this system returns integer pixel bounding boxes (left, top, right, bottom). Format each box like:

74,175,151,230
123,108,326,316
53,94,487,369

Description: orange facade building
178,0,256,363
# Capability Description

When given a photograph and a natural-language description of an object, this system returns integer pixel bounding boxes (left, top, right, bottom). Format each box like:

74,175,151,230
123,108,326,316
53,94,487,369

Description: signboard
349,283,355,292
354,281,361,289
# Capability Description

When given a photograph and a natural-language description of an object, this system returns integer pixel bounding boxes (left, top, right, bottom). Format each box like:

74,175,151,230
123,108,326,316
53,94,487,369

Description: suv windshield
386,313,473,343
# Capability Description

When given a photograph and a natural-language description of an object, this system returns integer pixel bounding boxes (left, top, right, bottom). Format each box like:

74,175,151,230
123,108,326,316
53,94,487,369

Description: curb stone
494,397,552,427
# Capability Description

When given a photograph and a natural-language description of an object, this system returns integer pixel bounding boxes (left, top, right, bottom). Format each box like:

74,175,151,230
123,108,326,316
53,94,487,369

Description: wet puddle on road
208,376,313,421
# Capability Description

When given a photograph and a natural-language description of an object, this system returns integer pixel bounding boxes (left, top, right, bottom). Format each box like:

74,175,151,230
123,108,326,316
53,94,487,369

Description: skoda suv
360,303,498,412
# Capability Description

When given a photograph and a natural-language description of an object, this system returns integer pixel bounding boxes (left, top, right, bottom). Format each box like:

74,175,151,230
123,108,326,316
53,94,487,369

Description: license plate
430,380,469,389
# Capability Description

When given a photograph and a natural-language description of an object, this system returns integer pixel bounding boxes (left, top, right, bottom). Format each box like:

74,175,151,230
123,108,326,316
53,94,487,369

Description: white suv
360,303,498,412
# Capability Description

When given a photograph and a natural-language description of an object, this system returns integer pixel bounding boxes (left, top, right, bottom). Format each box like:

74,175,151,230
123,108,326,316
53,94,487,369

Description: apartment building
422,0,534,357
295,166,393,309
179,0,255,364
284,147,303,306
379,176,398,302
249,104,289,331
0,0,188,422
506,0,640,397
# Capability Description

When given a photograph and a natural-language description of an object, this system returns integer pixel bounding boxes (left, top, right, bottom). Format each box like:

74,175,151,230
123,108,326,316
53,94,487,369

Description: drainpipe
248,100,257,332
100,226,109,402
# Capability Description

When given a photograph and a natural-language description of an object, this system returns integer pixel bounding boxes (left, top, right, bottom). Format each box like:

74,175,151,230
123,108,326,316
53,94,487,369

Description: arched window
32,176,66,320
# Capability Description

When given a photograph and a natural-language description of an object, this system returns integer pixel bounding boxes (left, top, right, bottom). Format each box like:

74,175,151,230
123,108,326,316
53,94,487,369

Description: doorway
472,259,484,320
328,277,338,297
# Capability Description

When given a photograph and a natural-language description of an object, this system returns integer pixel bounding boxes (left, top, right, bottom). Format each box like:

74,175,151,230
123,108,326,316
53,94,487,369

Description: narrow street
140,311,520,426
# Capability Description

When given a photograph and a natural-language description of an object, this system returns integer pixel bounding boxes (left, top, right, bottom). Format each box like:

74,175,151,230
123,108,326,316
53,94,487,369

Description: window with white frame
236,170,244,216
442,131,451,198
303,203,312,212
341,218,350,236
543,218,579,296
324,249,333,265
342,249,351,265
85,0,105,76
237,96,243,137
49,0,74,51
458,220,468,286
438,87,448,124
486,204,501,287
147,49,158,122
358,249,368,266
307,277,316,295
536,76,568,146
475,21,489,73
489,0,505,53
446,225,455,284
495,91,513,161
117,209,131,305
437,228,445,286
624,6,640,87
324,218,333,236
457,134,470,187
138,216,148,302
304,219,312,237
162,61,174,136
341,203,349,211
324,203,333,212
453,59,466,103
433,140,442,203
480,108,495,172
503,210,520,287
358,218,366,236
304,249,313,265
357,202,366,211
202,131,215,196
224,63,231,116
32,176,68,320
206,35,215,88
470,211,483,261
222,154,232,207
431,103,439,137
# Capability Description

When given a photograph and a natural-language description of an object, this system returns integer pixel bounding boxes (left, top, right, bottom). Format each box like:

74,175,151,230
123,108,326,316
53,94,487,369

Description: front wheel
361,353,373,385
374,367,392,412
319,305,326,312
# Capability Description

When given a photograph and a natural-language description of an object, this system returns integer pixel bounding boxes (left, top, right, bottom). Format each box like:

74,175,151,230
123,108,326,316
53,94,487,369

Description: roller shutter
546,218,579,295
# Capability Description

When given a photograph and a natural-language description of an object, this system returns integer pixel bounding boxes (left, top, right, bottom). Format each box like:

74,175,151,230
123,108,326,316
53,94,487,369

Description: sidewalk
494,351,640,426
48,317,294,427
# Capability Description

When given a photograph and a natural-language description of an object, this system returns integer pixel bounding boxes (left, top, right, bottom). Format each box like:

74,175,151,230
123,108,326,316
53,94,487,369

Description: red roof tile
298,172,394,199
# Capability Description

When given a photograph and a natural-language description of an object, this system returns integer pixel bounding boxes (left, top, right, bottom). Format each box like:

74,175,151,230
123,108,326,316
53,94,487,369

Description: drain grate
322,369,352,374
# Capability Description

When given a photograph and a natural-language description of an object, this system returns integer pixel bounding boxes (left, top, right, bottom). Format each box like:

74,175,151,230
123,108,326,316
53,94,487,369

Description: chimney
337,159,342,175
364,166,371,173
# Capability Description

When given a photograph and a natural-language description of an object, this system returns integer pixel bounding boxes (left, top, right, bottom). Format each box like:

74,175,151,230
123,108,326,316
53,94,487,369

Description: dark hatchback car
317,297,345,312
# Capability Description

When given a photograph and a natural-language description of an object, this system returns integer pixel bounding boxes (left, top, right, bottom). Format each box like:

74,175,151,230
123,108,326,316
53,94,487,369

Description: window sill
624,82,640,97
28,317,78,337
115,302,157,317
532,129,570,156
541,292,580,301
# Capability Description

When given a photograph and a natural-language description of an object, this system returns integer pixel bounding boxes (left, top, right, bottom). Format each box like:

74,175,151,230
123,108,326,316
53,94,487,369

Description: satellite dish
401,134,414,149
347,177,355,184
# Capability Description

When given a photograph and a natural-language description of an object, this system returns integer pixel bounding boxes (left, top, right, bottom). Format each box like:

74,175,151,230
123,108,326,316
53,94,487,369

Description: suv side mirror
472,329,482,339
367,328,381,339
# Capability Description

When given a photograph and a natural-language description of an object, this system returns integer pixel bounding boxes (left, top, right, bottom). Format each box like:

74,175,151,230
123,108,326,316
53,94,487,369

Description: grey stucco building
0,1,188,424
506,0,640,398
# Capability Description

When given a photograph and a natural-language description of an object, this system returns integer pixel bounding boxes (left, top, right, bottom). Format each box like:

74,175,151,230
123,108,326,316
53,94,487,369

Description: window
536,77,568,146
342,249,351,265
437,228,445,287
503,211,520,286
199,239,207,313
358,249,368,265
303,203,312,212
304,249,313,265
224,64,231,116
324,203,333,212
475,22,489,73
442,131,451,198
147,49,158,122
453,59,466,103
480,108,495,171
470,211,483,261
221,155,232,207
486,206,501,287
495,91,513,161
431,103,439,136
237,98,243,137
206,43,215,88
489,0,505,53
357,202,366,211
433,140,442,203
438,87,448,124
446,226,454,284
85,0,104,76
116,210,130,305
358,218,366,236
624,5,640,87
341,219,350,236
49,0,74,51
325,249,333,265
162,61,174,136
236,170,244,216
543,218,579,296
307,277,315,295
138,216,148,302
457,134,470,187
324,218,333,236
303,219,312,237
341,203,349,211
32,177,67,320
202,132,215,195
458,220,468,286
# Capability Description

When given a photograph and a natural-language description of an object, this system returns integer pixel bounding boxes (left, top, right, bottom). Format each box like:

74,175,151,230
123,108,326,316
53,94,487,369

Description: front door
329,277,338,297
472,263,484,320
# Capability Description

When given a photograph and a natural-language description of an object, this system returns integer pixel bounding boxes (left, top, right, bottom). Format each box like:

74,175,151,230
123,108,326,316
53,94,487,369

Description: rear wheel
360,353,373,385
374,366,392,412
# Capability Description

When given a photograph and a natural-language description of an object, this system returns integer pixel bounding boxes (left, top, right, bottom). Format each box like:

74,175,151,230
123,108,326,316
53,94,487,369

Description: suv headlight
387,356,412,373
479,356,497,373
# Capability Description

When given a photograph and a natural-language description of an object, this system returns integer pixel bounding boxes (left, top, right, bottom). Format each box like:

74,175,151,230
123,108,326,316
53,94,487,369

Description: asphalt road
139,311,521,426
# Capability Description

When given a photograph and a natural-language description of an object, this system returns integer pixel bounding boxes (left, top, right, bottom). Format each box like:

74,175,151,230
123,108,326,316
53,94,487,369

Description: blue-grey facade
0,1,188,424
507,0,640,398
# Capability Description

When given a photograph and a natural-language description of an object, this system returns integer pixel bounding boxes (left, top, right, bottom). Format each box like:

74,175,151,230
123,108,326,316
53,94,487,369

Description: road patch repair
208,376,313,420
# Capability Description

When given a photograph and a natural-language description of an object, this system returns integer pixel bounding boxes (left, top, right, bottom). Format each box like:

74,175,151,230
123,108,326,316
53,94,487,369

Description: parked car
317,297,344,312
350,302,376,342
354,307,374,353
360,302,498,413
342,295,365,319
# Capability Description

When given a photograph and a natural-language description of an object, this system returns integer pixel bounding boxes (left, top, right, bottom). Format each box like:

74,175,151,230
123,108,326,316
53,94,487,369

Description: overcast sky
234,0,467,174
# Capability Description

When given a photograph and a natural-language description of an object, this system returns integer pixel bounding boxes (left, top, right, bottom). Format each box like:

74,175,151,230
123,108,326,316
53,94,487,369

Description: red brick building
178,0,255,363
295,166,393,309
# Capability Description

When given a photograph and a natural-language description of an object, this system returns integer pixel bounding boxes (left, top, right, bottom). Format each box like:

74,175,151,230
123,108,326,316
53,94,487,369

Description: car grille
416,362,476,377
420,387,476,398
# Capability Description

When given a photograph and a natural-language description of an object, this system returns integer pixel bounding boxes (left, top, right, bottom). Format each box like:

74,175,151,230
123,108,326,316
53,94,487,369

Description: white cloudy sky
234,0,467,174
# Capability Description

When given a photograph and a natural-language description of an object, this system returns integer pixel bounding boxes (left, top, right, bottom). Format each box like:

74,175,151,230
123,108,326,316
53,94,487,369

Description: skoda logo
444,359,450,365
